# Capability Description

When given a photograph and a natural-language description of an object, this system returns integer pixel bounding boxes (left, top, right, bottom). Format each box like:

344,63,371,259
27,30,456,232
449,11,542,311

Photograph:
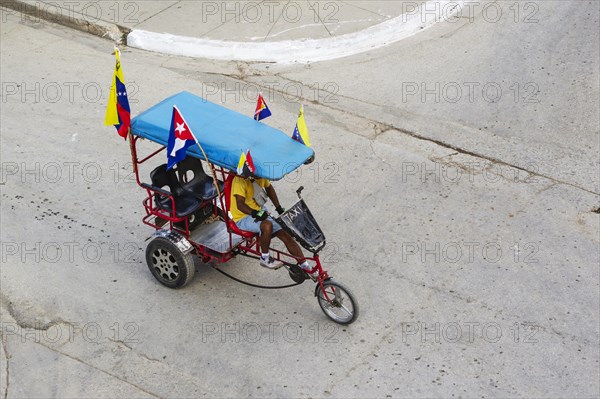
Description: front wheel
316,281,358,325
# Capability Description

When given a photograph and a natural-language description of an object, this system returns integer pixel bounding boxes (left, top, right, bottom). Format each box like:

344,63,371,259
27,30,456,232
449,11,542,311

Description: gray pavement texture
1,1,600,398
1,0,424,41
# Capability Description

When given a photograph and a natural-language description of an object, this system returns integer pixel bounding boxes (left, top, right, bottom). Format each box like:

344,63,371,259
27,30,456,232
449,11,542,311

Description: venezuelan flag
292,105,311,147
104,48,131,139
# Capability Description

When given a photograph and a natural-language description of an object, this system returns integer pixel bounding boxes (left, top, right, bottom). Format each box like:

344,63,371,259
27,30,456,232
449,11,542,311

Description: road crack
106,338,163,363
369,140,393,171
229,73,599,196
1,296,163,395
1,337,9,399
42,344,161,398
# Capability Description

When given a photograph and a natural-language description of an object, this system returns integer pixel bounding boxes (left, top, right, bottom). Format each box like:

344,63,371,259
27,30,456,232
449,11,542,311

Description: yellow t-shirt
230,177,271,222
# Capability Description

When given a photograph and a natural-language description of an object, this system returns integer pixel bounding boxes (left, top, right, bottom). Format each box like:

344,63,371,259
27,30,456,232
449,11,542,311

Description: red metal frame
129,135,331,288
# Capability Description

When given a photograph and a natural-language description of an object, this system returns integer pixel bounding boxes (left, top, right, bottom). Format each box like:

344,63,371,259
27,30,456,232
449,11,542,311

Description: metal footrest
189,220,244,253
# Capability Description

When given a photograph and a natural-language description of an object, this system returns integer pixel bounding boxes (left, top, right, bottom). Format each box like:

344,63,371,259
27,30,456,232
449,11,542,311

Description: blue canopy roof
130,91,315,180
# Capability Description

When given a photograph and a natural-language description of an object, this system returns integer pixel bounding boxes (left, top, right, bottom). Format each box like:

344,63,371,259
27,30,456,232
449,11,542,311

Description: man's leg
259,220,274,253
274,230,304,260
274,231,315,276
236,216,282,269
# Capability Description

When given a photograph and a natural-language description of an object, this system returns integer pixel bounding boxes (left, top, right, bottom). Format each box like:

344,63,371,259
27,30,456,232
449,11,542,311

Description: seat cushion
156,193,202,218
183,179,224,200
227,220,256,238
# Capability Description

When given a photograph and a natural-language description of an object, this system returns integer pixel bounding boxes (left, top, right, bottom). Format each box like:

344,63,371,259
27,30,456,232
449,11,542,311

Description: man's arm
265,185,285,215
265,185,281,209
235,194,256,216
235,194,268,221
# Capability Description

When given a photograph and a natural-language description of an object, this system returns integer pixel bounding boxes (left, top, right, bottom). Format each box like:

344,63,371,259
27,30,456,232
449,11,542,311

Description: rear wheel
146,236,195,288
317,281,358,325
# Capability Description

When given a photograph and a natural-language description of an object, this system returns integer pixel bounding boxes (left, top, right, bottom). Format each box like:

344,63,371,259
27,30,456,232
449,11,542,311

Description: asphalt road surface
1,2,599,398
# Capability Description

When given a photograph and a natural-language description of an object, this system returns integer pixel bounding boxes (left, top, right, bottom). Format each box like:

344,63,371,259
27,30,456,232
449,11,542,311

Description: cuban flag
167,105,196,170
292,105,312,147
254,93,272,121
104,48,131,140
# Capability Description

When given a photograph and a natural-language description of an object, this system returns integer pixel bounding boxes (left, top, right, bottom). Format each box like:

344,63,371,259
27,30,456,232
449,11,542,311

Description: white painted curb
127,0,465,63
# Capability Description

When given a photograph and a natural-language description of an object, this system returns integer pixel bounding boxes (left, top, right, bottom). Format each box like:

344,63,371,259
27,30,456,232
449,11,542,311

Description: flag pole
174,106,222,199
254,91,262,121
191,134,222,198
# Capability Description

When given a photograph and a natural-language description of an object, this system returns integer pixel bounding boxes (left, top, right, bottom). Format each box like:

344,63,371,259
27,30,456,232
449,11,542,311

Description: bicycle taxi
128,91,358,324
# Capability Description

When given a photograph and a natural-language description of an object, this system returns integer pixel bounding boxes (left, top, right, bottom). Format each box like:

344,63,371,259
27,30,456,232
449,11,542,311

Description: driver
230,173,313,274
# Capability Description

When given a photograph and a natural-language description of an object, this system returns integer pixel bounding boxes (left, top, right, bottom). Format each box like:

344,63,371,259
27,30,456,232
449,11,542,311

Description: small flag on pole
166,106,223,197
167,105,196,170
245,150,256,173
236,151,246,175
292,105,311,147
254,93,272,121
104,48,131,140
237,150,256,176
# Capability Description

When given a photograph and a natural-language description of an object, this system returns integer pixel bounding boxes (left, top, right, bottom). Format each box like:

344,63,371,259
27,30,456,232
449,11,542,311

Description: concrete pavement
1,1,599,398
1,0,425,42
3,0,450,63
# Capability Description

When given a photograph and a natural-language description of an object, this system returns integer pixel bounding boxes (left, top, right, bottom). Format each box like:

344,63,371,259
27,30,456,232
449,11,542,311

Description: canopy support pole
190,136,222,199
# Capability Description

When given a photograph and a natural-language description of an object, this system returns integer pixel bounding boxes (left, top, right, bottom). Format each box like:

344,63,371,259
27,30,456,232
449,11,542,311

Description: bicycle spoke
316,282,358,324
339,304,352,316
